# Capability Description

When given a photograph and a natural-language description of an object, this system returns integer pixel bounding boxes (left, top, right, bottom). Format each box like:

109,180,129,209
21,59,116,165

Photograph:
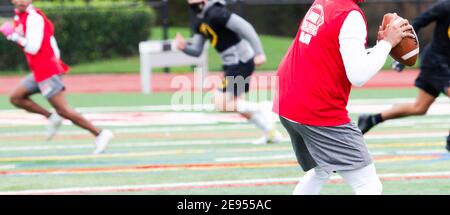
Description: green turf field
0,88,448,195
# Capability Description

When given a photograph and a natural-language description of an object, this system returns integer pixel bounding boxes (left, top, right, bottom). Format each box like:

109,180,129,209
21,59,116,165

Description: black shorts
220,59,255,97
415,71,450,98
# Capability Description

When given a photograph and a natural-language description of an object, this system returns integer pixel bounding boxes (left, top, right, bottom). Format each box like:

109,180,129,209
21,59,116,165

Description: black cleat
358,114,377,134
446,134,450,152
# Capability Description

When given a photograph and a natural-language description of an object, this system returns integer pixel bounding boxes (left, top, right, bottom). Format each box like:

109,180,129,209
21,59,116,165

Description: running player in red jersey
273,0,414,194
0,0,113,154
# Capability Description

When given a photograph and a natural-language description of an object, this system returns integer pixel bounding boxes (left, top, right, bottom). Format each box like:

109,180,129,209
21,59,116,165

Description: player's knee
354,178,383,195
213,100,225,112
213,96,236,112
9,95,23,107
55,107,71,118
412,105,429,115
372,178,383,195
313,168,332,180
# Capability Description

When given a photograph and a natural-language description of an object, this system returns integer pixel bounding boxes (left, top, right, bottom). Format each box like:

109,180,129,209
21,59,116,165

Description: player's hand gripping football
0,21,14,38
254,54,267,67
378,14,415,48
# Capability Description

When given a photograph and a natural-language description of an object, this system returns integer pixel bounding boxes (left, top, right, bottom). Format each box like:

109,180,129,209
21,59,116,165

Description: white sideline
0,116,448,136
215,149,448,162
1,171,450,195
0,132,448,152
0,97,448,113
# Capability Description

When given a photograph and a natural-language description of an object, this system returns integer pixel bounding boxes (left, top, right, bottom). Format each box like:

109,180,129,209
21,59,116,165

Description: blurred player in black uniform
175,0,283,145
358,0,450,151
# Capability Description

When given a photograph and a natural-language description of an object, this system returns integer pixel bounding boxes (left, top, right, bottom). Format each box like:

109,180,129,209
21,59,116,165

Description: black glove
392,61,405,72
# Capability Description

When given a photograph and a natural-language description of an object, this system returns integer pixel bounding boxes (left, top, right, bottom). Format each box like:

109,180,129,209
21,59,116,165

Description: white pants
293,163,382,195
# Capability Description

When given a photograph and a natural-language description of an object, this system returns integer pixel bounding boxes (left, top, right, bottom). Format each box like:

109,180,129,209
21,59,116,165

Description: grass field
0,88,448,195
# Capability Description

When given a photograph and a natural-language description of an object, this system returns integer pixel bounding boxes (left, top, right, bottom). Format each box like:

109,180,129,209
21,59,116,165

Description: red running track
0,70,419,94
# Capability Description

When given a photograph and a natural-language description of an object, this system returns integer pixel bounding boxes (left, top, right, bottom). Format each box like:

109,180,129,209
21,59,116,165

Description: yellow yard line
368,142,443,148
0,150,206,162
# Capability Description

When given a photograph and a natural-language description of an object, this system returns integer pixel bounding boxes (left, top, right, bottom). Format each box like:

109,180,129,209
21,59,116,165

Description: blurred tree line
2,0,437,46
162,0,436,46
0,1,154,70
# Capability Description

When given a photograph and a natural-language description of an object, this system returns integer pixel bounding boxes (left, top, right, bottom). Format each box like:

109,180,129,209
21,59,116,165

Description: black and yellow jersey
412,0,449,76
192,4,241,52
182,0,264,66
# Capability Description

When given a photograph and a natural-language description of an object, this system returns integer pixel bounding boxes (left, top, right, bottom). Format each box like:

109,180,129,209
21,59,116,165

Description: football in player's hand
0,21,14,37
381,13,419,67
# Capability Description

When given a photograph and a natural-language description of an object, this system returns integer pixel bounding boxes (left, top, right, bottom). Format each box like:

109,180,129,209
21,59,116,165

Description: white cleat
252,130,284,145
46,112,63,141
93,129,114,155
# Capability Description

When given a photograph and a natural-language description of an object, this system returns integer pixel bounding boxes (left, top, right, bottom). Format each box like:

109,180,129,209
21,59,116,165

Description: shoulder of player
26,7,44,20
205,5,231,23
191,18,202,31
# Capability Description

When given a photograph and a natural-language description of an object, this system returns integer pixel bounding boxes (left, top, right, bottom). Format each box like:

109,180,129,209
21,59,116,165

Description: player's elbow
346,69,369,87
190,51,203,58
349,78,367,87
183,49,203,58
24,44,40,55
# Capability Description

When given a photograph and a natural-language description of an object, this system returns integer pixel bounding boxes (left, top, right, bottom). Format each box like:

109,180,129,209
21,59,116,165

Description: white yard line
0,165,16,170
1,171,450,195
0,139,256,152
0,97,447,113
0,131,448,152
0,97,448,127
0,116,448,136
0,124,255,137
214,150,448,162
215,154,295,162
365,132,448,140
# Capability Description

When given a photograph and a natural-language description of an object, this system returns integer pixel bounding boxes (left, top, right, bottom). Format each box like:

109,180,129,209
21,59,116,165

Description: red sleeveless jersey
14,7,69,83
273,0,367,126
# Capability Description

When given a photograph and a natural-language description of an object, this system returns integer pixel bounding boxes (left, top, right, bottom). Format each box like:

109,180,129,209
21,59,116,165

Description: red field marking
0,130,261,142
0,161,299,176
0,154,441,176
0,70,419,94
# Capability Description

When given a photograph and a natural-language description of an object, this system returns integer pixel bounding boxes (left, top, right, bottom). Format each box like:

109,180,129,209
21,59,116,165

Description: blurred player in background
0,0,113,154
358,0,450,151
274,0,414,194
175,0,283,145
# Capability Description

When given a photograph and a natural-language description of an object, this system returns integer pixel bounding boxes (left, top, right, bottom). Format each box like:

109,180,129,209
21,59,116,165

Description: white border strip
1,171,450,195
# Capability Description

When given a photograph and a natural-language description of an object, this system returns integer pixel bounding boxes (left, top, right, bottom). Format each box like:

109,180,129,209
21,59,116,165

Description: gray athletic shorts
22,74,65,99
279,116,373,174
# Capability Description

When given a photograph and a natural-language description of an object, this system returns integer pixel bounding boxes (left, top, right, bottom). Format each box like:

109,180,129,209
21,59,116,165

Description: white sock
293,167,331,195
338,163,382,195
249,112,274,133
237,100,274,133
236,100,260,113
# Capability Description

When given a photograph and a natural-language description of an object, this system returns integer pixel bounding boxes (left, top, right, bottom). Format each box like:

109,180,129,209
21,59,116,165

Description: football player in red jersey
0,0,113,154
274,0,414,194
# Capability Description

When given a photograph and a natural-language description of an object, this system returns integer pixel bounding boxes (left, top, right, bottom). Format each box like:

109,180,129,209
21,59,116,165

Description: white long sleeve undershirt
23,8,44,55
339,11,392,87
